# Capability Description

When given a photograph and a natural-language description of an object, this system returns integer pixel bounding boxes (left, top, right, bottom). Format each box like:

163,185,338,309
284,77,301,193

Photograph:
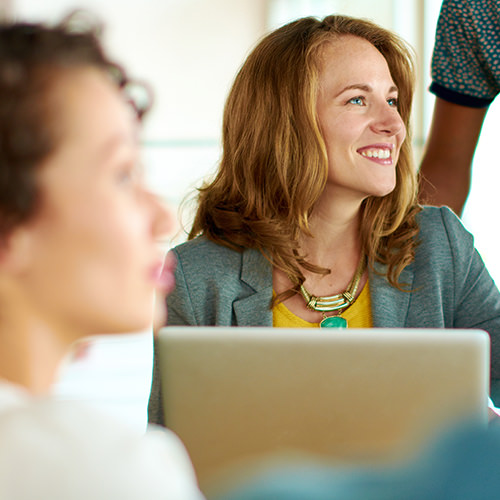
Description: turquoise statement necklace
298,256,366,328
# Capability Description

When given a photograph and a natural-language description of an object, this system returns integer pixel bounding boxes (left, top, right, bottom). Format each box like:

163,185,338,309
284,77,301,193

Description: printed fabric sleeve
430,0,500,107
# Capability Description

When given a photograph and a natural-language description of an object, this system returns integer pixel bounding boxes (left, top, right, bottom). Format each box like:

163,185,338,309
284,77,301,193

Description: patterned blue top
430,0,500,108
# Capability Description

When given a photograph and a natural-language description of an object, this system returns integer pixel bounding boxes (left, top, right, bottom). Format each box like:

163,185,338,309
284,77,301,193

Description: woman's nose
146,191,177,240
371,103,405,137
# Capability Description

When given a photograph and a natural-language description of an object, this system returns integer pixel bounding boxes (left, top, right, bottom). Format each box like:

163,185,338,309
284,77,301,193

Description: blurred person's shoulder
0,381,203,500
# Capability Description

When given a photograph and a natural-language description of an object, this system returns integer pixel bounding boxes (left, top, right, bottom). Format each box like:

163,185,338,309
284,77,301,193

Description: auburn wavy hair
190,15,421,299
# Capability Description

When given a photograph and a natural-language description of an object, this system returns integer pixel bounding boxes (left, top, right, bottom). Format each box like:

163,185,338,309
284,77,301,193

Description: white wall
12,1,270,239
13,0,268,141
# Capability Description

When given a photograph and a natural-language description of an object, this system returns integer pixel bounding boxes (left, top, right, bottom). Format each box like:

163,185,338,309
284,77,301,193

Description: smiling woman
316,35,406,207
149,14,500,426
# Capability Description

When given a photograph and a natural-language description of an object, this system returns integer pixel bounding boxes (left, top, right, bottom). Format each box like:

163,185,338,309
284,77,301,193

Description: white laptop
157,327,489,489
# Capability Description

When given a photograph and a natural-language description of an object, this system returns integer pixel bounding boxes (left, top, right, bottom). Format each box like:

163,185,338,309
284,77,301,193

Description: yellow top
273,280,373,328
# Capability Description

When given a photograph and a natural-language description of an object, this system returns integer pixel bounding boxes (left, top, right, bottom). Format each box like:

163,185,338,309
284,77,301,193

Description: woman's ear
0,226,36,274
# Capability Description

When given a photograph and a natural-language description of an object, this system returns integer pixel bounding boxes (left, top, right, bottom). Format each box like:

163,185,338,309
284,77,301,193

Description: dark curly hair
0,13,150,237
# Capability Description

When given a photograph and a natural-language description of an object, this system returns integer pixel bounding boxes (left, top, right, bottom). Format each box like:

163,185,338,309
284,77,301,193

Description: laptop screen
158,327,489,490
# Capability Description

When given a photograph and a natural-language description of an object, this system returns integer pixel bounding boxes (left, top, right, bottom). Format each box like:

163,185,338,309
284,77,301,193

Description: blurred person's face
316,35,406,203
10,68,173,341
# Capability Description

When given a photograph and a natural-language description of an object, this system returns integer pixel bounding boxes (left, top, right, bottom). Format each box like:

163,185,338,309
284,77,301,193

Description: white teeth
360,148,391,159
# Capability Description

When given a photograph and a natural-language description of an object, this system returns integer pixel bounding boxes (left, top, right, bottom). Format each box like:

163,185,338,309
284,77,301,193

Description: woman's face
12,68,173,338
316,35,406,203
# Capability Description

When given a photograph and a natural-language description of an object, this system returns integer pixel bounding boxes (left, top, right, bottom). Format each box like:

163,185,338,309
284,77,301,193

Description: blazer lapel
231,250,415,328
370,261,415,327
233,248,273,326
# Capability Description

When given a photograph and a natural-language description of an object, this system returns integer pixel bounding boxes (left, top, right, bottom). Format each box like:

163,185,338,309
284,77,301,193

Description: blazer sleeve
148,248,199,426
166,248,199,326
441,208,500,400
148,337,164,426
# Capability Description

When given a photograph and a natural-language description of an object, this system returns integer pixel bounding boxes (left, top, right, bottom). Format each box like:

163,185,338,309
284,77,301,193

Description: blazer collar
370,261,415,327
233,248,273,326
233,248,416,328
240,247,272,292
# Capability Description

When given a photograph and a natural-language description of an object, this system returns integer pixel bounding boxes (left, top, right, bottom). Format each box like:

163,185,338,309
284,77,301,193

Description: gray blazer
149,206,500,424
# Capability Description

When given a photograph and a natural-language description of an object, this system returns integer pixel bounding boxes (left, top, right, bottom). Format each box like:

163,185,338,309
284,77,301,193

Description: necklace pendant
320,316,347,328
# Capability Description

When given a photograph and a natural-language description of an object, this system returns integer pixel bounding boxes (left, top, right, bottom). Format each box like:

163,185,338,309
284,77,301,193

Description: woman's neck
301,193,363,266
272,191,367,323
0,306,72,396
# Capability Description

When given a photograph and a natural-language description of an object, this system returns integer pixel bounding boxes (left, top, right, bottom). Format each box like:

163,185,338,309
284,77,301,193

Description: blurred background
3,0,499,431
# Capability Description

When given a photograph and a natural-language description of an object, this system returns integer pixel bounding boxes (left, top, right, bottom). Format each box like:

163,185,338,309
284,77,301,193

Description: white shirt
0,382,204,500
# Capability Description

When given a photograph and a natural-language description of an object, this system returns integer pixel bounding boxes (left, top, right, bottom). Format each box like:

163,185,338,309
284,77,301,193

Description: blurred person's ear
0,226,36,274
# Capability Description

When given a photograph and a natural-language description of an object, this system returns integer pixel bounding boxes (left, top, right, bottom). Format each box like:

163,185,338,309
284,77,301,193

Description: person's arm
419,98,487,216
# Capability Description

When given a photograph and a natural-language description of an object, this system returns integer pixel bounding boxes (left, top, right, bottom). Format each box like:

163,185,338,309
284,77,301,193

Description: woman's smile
357,143,395,165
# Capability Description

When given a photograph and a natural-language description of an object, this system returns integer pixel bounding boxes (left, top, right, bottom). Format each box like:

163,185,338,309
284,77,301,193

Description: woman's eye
388,97,399,107
348,96,364,105
116,165,138,185
117,169,132,184
116,160,143,186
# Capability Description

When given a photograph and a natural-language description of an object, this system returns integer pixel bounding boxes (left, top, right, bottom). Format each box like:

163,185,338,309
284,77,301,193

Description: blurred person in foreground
213,424,500,500
0,14,202,500
148,14,500,426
